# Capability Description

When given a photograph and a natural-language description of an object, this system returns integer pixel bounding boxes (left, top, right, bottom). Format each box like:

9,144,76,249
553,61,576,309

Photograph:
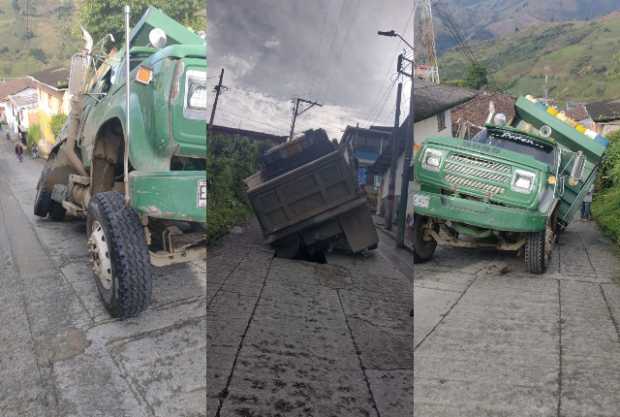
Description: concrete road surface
207,222,414,417
0,138,206,417
415,219,620,416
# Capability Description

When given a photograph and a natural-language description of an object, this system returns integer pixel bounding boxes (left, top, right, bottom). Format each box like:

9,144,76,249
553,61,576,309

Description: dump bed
245,149,361,238
514,96,607,226
515,96,607,164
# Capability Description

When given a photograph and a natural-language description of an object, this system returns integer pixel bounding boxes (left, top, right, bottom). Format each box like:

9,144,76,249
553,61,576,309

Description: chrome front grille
444,153,512,195
444,175,505,195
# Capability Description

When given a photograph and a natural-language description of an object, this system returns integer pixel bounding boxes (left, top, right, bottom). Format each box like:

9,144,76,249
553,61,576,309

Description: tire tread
90,192,152,318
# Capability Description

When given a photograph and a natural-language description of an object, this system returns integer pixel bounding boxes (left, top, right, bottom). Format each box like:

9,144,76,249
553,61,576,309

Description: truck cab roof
485,124,558,148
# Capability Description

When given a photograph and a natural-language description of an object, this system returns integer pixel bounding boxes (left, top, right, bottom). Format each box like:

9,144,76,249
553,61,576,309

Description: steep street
415,218,620,416
0,137,206,417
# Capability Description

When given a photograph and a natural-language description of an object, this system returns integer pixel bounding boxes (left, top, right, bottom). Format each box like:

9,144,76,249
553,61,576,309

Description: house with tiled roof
451,91,516,139
0,78,38,134
585,99,620,136
0,67,69,156
370,80,477,222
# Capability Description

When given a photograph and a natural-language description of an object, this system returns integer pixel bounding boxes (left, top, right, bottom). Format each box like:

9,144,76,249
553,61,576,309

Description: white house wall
381,111,452,201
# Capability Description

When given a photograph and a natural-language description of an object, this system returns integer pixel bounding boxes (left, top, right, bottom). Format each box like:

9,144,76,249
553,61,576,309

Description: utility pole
396,55,415,248
377,28,415,247
209,68,228,126
289,97,322,141
386,63,404,230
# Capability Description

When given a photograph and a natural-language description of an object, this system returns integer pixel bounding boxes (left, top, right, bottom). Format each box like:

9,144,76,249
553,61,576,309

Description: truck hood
417,136,553,210
423,136,551,173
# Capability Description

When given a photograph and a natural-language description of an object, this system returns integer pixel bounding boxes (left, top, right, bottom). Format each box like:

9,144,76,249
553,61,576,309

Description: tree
464,63,488,90
79,0,205,45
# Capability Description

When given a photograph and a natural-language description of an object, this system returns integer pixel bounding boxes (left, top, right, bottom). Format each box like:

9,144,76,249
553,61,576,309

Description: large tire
49,201,66,221
525,230,547,274
413,214,437,263
87,192,152,319
34,189,51,217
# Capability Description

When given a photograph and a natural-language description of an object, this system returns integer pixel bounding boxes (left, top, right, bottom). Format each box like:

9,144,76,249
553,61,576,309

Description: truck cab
413,95,608,273
34,6,206,318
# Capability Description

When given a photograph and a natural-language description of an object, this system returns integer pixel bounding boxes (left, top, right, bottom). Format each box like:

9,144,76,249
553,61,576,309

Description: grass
0,0,80,77
592,131,620,243
440,13,620,103
207,133,271,243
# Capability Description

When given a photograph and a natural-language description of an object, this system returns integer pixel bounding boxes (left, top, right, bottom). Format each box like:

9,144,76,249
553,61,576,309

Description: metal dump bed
245,146,378,255
514,96,607,227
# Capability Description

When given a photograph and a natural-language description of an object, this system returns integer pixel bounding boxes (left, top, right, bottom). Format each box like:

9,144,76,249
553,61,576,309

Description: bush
592,130,620,241
207,133,270,242
26,123,42,151
50,114,68,139
30,48,47,63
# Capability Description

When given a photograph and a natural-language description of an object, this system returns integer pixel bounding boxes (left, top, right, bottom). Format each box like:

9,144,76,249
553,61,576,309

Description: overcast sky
207,0,413,139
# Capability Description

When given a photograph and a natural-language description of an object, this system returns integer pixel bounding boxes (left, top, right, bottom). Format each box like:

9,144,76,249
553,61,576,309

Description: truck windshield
472,128,555,165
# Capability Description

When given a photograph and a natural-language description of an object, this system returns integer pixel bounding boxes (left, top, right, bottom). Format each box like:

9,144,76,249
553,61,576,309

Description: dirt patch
314,264,352,289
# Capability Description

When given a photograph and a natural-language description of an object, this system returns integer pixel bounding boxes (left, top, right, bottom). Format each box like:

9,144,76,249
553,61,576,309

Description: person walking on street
581,184,594,220
14,142,24,163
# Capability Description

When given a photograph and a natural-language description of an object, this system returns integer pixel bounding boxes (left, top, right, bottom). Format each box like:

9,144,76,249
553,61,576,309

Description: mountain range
434,0,620,51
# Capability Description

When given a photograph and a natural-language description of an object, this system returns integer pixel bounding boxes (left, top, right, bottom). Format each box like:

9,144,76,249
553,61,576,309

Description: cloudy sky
207,0,413,139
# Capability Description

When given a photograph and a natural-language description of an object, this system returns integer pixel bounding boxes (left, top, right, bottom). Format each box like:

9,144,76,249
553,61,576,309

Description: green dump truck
34,6,206,317
413,96,608,273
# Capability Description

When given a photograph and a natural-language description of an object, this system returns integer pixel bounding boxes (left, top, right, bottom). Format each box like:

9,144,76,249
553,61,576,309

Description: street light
378,29,415,249
377,30,414,51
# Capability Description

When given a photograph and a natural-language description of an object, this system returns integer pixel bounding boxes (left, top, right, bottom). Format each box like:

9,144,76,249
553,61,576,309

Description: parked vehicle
33,6,206,318
245,129,378,259
413,95,608,273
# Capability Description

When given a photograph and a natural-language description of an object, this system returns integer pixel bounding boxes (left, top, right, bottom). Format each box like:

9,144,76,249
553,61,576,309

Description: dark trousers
581,202,592,219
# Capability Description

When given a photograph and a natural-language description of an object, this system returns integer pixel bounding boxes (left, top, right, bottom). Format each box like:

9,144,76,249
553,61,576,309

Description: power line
209,68,229,125
371,73,401,125
365,5,415,122
289,97,323,140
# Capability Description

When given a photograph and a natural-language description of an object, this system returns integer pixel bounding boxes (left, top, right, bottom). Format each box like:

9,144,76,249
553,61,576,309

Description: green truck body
34,7,206,317
413,96,607,273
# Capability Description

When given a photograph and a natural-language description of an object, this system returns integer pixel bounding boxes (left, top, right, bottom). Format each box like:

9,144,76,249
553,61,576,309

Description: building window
437,111,447,132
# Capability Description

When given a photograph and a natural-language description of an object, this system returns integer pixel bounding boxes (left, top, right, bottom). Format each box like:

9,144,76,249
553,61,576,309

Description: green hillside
434,0,620,52
440,13,620,102
0,0,79,78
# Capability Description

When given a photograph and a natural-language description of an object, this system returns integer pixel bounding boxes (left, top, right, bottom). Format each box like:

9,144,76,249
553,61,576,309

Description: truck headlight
422,148,443,172
183,70,207,120
188,84,207,110
512,170,536,193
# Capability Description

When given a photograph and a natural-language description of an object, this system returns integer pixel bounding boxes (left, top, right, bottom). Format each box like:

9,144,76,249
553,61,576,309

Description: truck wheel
273,234,301,259
525,231,547,274
414,214,437,263
49,201,66,221
87,192,152,319
34,189,51,217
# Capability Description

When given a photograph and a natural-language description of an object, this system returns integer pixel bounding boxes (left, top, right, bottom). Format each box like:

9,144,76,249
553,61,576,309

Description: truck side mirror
568,151,585,187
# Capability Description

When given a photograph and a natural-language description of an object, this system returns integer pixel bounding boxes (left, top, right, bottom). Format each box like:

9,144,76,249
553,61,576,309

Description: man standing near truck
581,184,594,220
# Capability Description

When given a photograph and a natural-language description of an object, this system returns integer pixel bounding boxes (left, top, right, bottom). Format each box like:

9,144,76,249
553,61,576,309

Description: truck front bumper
129,170,206,223
413,191,546,233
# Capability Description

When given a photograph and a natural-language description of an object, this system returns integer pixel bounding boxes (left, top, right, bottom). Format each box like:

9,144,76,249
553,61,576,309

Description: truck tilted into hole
34,7,206,317
245,129,378,260
413,96,608,273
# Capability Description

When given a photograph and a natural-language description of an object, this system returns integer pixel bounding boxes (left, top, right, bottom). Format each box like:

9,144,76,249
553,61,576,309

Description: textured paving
0,138,206,417
207,222,414,417
415,218,620,417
